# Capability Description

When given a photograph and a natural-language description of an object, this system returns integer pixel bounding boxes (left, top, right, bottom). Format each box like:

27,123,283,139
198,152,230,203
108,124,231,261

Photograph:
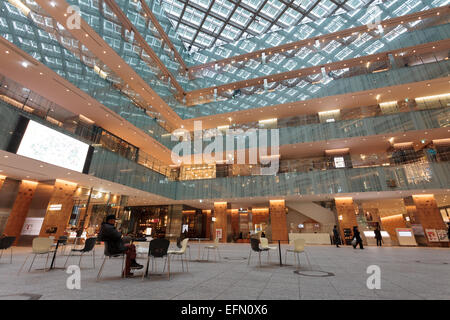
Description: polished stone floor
0,243,449,300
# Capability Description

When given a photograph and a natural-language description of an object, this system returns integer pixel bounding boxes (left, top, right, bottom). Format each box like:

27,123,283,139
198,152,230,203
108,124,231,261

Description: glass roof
161,0,379,54
186,0,448,90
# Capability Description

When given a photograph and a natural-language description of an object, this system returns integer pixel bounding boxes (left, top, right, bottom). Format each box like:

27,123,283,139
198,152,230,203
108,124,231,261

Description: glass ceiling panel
0,0,173,143
161,0,378,55
184,0,449,90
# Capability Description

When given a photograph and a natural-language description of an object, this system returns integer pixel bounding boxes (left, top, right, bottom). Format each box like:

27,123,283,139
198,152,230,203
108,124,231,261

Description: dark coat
98,222,126,255
353,229,361,240
333,228,341,244
374,229,382,240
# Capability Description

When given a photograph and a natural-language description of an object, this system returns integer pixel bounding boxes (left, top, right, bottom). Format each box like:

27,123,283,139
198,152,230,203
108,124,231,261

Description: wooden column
214,202,228,243
203,210,212,239
39,180,77,239
380,214,406,244
412,194,447,247
270,200,288,243
3,180,38,243
230,209,239,239
0,175,6,191
335,197,358,244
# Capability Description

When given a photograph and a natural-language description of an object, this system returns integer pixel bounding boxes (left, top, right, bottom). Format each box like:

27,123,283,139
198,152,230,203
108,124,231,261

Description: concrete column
269,200,288,243
39,180,78,239
335,197,358,245
214,202,228,243
3,180,38,244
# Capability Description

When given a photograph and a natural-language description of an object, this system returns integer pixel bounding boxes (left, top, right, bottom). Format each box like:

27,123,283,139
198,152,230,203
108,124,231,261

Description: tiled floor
1,243,449,300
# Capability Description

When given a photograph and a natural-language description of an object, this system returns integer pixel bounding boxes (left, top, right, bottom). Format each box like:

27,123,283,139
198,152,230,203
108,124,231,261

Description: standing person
447,222,450,241
333,225,341,248
98,214,143,277
352,226,364,250
374,225,383,247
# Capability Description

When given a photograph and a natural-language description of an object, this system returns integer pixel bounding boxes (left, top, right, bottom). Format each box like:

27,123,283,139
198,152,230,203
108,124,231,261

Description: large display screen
17,120,90,172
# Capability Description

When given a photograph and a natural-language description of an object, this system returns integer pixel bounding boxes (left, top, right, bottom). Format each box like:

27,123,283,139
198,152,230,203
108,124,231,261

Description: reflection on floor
1,243,450,300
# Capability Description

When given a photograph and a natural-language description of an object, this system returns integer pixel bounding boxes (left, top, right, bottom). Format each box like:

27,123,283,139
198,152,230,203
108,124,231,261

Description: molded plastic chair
202,237,221,261
0,236,15,264
247,238,269,266
142,238,170,280
168,238,189,272
260,237,277,262
96,241,126,282
176,237,191,260
18,237,54,273
64,237,97,268
284,238,311,269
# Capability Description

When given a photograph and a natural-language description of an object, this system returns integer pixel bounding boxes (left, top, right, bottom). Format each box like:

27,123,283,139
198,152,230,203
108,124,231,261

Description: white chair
18,237,54,273
260,237,277,262
168,238,189,272
202,237,221,261
284,238,311,269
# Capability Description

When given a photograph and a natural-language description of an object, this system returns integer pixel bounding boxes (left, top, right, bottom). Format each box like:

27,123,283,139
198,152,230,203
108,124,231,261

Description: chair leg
181,254,184,272
92,250,95,269
96,256,107,282
44,253,50,272
121,254,125,278
247,250,252,265
258,252,261,266
217,247,221,261
296,252,300,269
167,255,170,280
18,254,30,275
64,251,72,268
28,254,37,272
79,252,84,267
185,254,189,272
188,246,191,261
207,248,210,261
142,256,150,280
10,247,13,264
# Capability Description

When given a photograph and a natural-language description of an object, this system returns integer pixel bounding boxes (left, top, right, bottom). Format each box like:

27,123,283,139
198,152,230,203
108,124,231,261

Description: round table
189,237,210,262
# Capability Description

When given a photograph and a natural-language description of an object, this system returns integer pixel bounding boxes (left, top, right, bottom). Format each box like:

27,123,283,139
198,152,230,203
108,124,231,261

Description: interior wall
0,178,20,235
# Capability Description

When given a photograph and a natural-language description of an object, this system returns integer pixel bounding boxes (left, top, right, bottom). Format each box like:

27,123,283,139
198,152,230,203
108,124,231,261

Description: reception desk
288,233,331,245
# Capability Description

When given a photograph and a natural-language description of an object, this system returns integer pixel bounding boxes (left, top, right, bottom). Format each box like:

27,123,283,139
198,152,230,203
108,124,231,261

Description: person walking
374,225,383,247
333,225,341,248
352,226,364,250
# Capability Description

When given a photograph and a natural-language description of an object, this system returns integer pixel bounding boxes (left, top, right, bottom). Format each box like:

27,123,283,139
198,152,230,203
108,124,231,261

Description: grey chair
142,238,170,280
64,237,97,268
96,241,126,282
247,238,269,266
0,236,15,264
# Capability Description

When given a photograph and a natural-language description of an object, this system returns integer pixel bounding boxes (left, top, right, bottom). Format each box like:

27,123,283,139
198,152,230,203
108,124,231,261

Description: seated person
98,214,143,277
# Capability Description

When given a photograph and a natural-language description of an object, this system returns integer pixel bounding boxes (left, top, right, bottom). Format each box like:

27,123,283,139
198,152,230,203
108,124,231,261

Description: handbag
351,238,357,246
